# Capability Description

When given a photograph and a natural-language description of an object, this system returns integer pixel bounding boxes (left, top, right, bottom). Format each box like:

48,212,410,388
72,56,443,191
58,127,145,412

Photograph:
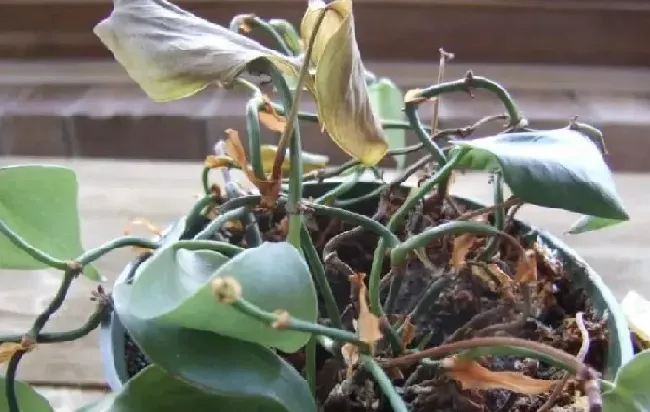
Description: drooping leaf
301,0,389,166
443,356,558,394
348,273,382,348
93,0,301,102
568,215,626,235
450,129,628,220
125,241,317,352
368,78,406,168
260,145,328,175
0,377,54,412
0,165,100,280
450,234,475,271
112,281,316,412
602,349,650,411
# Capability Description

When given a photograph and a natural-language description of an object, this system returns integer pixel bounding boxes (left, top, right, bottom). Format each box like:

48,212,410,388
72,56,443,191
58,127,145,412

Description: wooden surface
1,157,649,394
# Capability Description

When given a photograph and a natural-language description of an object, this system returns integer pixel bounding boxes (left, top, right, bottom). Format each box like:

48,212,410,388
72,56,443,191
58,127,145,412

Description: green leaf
113,281,316,412
0,377,54,412
0,165,100,280
368,78,406,169
603,349,650,411
78,365,287,411
567,215,626,235
125,241,317,352
451,129,628,220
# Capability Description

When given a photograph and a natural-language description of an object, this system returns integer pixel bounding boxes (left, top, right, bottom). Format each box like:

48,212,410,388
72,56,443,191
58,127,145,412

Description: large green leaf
77,365,283,411
368,78,406,169
0,377,54,412
603,349,650,411
125,241,317,352
0,165,99,280
113,281,316,412
568,215,626,235
450,129,628,220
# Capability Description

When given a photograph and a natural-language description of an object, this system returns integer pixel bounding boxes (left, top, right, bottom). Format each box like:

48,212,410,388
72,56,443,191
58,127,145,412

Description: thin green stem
229,15,293,56
315,168,364,205
305,336,317,396
246,95,266,179
173,239,244,256
404,101,447,164
201,166,211,194
27,268,78,339
398,275,452,331
5,350,24,412
477,172,505,261
185,194,219,229
300,223,342,330
268,19,302,55
0,219,68,270
568,120,607,156
77,236,159,266
361,355,409,412
194,206,250,240
224,183,263,247
229,298,369,351
391,220,523,265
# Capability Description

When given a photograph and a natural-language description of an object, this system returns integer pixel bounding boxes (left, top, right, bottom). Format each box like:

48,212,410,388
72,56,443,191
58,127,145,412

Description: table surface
1,157,648,410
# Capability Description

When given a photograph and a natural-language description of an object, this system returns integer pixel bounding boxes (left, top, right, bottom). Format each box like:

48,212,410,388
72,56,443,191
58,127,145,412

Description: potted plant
2,0,650,411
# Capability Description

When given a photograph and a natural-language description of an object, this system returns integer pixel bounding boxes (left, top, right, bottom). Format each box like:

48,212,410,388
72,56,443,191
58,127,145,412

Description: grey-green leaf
0,377,54,412
450,129,628,220
567,215,626,235
0,165,100,280
368,78,406,169
125,241,317,352
603,349,650,411
113,281,316,412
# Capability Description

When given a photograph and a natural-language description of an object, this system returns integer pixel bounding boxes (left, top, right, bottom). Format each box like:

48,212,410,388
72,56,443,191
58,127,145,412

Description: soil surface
121,186,619,412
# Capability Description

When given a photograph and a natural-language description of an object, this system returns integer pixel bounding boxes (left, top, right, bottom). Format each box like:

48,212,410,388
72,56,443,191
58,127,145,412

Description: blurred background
1,0,650,411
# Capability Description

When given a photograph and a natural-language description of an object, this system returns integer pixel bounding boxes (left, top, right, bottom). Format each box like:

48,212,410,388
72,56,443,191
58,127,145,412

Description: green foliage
0,165,99,280
568,215,626,235
0,378,53,412
124,241,317,352
451,129,628,221
603,350,650,411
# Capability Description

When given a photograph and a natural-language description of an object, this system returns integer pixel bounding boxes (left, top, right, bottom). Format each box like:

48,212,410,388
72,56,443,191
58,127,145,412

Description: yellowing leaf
515,249,538,284
301,0,388,166
349,273,382,348
260,145,329,176
259,110,287,133
204,155,236,169
0,339,35,365
443,356,558,394
450,234,475,270
93,0,301,102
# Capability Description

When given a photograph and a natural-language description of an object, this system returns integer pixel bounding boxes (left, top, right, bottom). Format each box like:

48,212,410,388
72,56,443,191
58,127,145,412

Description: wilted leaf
450,129,628,220
204,155,237,169
301,0,389,166
443,356,558,394
341,343,359,378
259,111,287,133
568,215,626,235
450,234,475,271
515,249,537,284
401,316,416,347
93,0,301,102
349,273,382,348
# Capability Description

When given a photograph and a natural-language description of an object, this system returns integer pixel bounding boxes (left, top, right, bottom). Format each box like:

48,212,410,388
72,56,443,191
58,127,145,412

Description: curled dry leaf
301,0,389,166
450,234,476,271
471,263,515,301
259,97,287,133
341,343,359,378
259,145,329,176
204,155,237,169
443,356,558,395
349,273,382,349
123,217,161,253
515,249,538,284
211,276,242,304
401,315,417,347
0,338,36,365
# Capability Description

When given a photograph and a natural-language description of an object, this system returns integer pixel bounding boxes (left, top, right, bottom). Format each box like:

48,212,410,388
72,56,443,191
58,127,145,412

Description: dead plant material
450,234,476,271
442,356,559,395
349,273,382,349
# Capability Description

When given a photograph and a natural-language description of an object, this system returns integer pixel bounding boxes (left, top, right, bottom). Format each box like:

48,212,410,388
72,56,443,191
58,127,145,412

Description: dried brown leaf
259,99,287,133
204,155,236,169
401,315,417,347
450,234,476,270
515,249,538,284
349,273,382,348
0,339,35,365
341,343,359,379
443,356,558,394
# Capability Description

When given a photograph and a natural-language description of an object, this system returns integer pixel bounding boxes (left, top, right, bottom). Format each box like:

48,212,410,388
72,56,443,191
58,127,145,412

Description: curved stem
404,101,447,164
77,236,159,266
0,219,68,270
315,168,364,205
173,239,244,256
5,350,24,412
361,355,409,412
477,172,505,261
246,95,266,179
229,15,293,56
194,206,250,241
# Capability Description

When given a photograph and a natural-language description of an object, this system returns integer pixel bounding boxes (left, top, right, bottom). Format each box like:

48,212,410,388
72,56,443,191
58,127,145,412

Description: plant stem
315,168,364,205
185,194,219,229
404,102,446,164
173,239,244,256
5,350,24,412
246,95,266,179
391,221,526,265
400,275,453,328
224,183,263,247
300,223,343,330
229,298,369,351
361,355,409,412
76,236,159,266
0,219,68,270
380,336,587,374
455,196,520,222
477,172,506,261
229,14,293,56
27,267,78,339
268,19,302,55
305,336,317,397
194,206,251,240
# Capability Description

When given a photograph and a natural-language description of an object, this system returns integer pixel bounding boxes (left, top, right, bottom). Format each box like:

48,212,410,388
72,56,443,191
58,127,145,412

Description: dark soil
120,185,616,412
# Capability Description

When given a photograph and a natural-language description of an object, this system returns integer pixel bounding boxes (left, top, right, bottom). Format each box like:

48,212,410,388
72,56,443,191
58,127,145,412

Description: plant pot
100,178,634,397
